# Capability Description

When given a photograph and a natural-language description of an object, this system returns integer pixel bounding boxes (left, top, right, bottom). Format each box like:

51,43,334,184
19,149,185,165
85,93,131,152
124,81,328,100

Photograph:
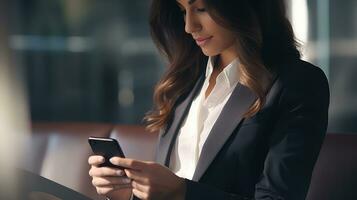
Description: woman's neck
215,54,238,72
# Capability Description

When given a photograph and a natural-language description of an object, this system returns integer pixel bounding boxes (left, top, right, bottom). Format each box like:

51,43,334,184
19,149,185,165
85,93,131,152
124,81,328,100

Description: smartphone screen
88,136,125,169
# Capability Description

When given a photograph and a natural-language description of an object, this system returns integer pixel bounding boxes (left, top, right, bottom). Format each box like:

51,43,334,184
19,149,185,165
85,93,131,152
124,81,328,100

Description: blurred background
1,1,356,199
2,0,357,133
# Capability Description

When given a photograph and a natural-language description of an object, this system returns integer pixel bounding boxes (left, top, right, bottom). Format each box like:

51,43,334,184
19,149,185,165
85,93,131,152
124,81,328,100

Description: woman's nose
184,13,201,34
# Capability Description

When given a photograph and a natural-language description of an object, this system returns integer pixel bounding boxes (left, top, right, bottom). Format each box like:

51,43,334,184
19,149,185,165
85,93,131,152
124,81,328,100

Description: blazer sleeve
184,67,330,200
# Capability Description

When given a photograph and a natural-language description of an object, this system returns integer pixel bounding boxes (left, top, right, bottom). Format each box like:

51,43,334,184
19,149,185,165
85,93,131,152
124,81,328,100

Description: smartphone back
88,137,125,168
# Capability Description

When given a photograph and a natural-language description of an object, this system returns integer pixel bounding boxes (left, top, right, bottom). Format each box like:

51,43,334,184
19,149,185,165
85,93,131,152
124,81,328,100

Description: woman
88,0,330,199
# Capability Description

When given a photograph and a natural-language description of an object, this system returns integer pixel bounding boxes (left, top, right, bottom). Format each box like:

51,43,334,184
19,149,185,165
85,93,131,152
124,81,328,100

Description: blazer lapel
156,75,205,166
192,82,257,181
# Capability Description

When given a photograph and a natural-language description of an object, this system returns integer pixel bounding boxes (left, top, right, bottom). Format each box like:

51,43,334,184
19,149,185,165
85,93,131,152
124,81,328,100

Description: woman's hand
88,155,132,200
110,157,186,200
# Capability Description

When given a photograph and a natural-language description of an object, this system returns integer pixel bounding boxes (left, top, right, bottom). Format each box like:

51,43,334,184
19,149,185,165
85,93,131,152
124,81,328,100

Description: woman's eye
196,8,206,12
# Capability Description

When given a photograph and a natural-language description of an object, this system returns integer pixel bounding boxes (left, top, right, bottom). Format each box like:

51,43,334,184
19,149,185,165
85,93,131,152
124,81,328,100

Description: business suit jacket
155,59,330,200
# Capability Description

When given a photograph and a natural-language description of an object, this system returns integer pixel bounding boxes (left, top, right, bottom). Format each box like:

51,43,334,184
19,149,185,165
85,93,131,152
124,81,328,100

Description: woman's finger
89,166,124,177
110,157,145,170
124,169,149,184
92,176,132,187
88,155,105,166
96,186,115,195
132,188,149,200
131,180,149,193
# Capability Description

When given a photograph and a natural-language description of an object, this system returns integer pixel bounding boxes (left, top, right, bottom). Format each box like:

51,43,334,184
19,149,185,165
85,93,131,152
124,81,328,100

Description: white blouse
169,56,240,179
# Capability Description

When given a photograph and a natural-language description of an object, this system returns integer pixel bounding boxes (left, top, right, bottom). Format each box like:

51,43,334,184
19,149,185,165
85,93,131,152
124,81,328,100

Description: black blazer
155,59,330,200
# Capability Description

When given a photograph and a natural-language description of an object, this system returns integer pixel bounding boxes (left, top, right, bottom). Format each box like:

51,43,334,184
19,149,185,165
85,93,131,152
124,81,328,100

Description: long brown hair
145,0,300,132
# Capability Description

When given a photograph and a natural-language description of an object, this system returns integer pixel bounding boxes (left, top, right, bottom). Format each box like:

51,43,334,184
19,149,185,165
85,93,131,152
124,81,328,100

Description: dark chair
306,134,357,200
18,169,93,200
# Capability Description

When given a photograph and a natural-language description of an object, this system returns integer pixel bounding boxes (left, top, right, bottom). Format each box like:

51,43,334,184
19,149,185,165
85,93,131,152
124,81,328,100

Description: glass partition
8,0,357,133
9,0,164,124
287,0,357,133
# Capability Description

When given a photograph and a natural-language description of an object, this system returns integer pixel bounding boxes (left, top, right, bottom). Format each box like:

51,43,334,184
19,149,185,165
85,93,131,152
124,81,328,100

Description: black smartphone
88,136,125,169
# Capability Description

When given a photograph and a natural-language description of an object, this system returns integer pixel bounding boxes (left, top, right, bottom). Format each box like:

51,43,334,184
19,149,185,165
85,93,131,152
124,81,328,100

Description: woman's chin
200,48,219,57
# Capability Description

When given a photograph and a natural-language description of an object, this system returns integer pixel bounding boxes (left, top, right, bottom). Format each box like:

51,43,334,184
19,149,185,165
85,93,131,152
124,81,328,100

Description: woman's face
176,0,239,62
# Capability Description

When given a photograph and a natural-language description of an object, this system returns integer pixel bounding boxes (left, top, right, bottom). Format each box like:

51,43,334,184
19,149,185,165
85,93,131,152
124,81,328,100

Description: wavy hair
145,0,300,132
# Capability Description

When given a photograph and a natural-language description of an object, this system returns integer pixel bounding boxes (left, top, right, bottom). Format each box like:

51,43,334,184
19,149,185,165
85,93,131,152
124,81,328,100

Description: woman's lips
195,36,213,46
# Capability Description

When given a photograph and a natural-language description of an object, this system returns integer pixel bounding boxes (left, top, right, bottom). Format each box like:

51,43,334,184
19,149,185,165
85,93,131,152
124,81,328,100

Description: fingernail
116,170,124,176
123,178,131,184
